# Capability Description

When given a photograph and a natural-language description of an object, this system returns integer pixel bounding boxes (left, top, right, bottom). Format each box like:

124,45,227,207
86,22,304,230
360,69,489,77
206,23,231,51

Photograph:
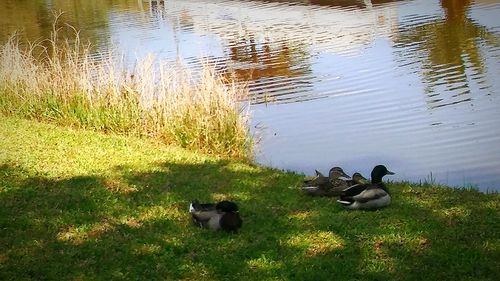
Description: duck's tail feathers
301,186,319,191
337,199,352,205
315,170,325,177
189,200,200,213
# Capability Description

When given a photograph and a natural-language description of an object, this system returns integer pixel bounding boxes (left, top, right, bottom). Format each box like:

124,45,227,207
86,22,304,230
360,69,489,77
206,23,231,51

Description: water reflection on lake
1,0,499,191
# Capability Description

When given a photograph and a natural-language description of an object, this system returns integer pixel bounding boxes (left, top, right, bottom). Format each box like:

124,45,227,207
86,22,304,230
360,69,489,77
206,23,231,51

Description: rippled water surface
1,0,499,191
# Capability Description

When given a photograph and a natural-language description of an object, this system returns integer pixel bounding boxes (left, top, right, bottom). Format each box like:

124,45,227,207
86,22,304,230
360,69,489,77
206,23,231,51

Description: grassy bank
0,17,251,159
0,115,499,280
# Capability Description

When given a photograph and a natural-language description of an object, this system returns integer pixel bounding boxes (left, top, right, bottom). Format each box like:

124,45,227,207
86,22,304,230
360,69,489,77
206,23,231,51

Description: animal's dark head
329,167,349,179
220,212,242,233
352,172,368,184
215,200,239,212
371,165,395,183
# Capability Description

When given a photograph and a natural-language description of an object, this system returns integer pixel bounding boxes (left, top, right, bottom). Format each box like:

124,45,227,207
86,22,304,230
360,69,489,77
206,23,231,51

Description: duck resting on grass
337,165,395,210
189,200,242,233
302,167,351,197
346,172,369,186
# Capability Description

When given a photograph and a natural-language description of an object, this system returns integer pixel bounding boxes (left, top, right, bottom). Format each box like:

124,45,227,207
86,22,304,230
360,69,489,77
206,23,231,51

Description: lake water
1,0,499,191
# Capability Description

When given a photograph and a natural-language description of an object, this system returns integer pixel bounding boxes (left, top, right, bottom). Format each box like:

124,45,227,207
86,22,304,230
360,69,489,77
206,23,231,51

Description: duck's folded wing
190,201,216,213
198,203,216,211
301,186,328,196
341,184,367,196
353,188,387,203
301,186,320,191
303,177,329,188
191,209,218,222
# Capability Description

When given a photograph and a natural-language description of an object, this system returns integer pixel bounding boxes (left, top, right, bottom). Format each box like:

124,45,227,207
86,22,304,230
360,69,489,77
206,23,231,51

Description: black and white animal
189,200,242,232
337,165,395,210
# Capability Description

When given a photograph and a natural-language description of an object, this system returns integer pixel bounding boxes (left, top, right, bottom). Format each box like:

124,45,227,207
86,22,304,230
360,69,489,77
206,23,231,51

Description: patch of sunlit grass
484,200,500,211
287,210,318,222
439,206,471,224
137,205,185,223
57,220,115,245
121,217,143,229
133,243,162,255
225,162,261,174
210,193,231,202
225,191,252,201
285,230,344,257
102,177,138,194
247,254,284,271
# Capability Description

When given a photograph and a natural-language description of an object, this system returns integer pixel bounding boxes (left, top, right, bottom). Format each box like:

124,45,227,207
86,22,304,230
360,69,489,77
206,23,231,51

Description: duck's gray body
205,213,224,230
189,204,219,228
339,184,391,210
189,200,242,232
337,165,394,210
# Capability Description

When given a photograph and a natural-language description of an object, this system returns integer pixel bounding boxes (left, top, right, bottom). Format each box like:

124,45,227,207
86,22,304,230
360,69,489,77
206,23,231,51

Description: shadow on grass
0,161,498,280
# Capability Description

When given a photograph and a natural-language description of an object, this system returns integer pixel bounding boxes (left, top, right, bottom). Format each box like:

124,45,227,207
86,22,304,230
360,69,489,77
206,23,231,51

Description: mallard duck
302,170,329,189
337,165,395,210
189,200,242,233
346,172,369,186
302,167,351,197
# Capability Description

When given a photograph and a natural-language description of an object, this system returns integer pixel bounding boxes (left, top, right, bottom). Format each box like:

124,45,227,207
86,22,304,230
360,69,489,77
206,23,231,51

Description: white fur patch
348,195,391,210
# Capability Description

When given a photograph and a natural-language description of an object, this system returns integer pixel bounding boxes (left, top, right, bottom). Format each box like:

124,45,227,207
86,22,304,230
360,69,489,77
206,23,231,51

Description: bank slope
0,115,498,281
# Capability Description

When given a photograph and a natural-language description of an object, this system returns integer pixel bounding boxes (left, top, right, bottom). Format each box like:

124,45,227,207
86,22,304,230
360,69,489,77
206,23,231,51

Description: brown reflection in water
149,0,166,20
0,0,52,43
226,35,310,81
306,0,400,8
397,0,500,109
151,0,165,11
0,0,144,46
261,0,401,8
222,34,314,103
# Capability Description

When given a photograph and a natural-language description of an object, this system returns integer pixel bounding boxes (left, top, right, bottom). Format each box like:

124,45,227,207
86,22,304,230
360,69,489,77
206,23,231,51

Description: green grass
1,115,499,281
0,18,252,159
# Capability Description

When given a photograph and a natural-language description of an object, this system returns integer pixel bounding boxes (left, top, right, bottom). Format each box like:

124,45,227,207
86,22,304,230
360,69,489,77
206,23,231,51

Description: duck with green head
337,165,395,210
302,166,351,197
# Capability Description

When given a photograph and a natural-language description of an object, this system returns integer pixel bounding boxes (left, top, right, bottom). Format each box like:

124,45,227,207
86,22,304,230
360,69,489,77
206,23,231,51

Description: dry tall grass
0,16,252,159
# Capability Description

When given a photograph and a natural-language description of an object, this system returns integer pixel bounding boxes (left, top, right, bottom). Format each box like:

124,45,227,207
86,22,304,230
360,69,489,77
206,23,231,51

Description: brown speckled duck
302,167,351,197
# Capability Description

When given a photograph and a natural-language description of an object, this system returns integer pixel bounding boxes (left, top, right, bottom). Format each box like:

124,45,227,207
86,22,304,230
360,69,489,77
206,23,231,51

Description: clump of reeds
0,14,252,159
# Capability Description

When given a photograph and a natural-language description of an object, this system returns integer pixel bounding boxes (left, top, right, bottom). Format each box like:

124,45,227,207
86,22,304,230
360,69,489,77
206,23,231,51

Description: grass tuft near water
0,14,252,159
1,115,499,280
